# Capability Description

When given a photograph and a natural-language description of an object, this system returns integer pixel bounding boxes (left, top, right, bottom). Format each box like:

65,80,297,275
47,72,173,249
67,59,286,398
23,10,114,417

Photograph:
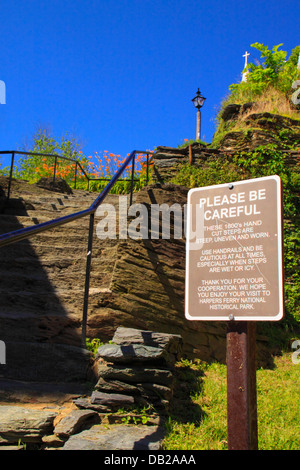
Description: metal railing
0,149,153,345
0,149,153,200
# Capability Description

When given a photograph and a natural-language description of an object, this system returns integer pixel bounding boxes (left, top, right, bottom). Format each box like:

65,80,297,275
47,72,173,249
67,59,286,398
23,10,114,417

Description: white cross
243,51,250,67
241,52,250,82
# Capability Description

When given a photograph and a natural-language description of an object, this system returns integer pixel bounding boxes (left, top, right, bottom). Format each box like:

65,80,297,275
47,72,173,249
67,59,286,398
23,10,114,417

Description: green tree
15,126,88,183
228,42,300,100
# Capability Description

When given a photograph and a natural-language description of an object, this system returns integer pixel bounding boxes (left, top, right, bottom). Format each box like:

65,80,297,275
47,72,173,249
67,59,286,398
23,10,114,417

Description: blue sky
0,0,299,165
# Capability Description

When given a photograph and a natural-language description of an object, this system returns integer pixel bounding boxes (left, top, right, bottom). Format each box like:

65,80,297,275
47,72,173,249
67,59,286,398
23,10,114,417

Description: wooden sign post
185,175,284,450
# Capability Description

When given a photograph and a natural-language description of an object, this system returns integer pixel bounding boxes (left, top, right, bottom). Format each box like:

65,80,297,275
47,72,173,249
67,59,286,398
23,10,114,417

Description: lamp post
191,88,206,141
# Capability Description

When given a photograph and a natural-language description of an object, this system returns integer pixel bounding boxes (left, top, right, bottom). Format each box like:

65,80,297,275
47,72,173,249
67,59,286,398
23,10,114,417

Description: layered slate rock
61,424,165,450
73,328,182,414
112,327,183,361
95,364,174,387
0,401,166,450
90,390,135,407
53,409,100,438
0,406,57,444
96,344,169,365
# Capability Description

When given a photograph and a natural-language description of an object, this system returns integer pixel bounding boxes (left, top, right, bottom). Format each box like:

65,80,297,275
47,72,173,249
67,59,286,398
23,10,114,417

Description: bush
2,127,152,195
214,43,300,136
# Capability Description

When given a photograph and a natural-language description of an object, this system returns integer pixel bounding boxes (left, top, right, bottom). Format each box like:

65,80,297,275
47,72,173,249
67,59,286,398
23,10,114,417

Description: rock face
217,111,300,151
152,114,300,184
95,365,173,387
37,176,73,194
86,183,231,363
220,102,255,121
0,163,276,386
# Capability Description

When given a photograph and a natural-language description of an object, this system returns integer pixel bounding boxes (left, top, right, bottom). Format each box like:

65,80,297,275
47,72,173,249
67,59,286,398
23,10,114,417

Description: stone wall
75,327,183,414
151,144,223,184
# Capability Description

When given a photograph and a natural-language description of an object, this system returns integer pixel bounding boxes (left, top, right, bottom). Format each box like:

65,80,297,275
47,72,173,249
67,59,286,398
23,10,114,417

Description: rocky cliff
0,109,299,385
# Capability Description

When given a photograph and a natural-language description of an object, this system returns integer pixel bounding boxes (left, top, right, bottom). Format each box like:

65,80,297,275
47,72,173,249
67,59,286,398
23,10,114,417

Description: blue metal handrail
0,150,90,199
0,150,152,247
0,149,153,345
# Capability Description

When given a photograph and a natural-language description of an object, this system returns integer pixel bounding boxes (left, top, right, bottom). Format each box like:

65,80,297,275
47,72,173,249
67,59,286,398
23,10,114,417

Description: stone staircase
0,170,274,396
0,177,123,389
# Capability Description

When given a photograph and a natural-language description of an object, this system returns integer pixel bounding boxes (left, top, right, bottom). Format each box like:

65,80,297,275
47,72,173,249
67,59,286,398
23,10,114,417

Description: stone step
0,179,128,384
0,263,116,289
0,238,118,269
0,256,89,273
0,275,114,300
0,234,106,250
2,193,92,208
0,242,96,260
7,192,122,209
0,288,112,316
0,341,96,383
61,423,164,450
5,188,95,201
0,303,113,345
0,255,117,280
0,213,91,228
0,378,92,404
24,193,96,204
0,312,82,344
23,207,100,218
0,213,120,234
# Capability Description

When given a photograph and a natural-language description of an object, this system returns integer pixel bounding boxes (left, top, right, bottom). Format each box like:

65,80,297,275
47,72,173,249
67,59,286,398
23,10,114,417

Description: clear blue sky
0,0,299,163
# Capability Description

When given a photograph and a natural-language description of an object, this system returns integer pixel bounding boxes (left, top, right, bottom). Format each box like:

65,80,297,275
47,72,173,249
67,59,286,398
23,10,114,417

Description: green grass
256,354,300,450
163,353,300,450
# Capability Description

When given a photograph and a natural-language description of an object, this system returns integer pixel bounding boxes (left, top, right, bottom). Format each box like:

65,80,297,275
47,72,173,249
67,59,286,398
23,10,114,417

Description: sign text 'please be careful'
185,175,284,321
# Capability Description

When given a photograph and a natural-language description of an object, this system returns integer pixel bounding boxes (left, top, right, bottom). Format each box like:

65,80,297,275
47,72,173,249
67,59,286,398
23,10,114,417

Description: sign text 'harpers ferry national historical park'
185,175,284,322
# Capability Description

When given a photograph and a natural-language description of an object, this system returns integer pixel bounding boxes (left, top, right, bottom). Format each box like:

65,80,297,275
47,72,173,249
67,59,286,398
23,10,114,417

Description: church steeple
241,51,250,82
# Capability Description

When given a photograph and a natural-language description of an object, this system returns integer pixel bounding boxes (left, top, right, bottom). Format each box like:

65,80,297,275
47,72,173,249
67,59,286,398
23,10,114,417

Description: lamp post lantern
191,88,206,140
